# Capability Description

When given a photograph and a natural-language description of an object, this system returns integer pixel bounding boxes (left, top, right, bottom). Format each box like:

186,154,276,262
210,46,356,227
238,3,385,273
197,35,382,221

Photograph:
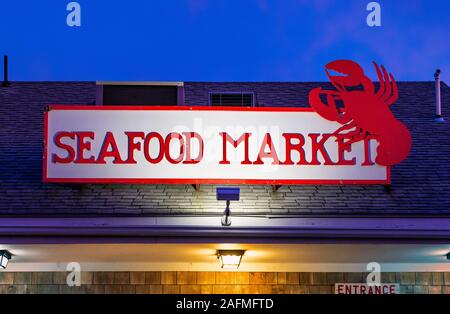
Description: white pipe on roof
435,69,444,122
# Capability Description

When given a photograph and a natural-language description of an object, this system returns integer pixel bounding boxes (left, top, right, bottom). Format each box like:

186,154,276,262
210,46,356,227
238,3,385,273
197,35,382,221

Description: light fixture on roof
0,250,12,269
216,187,240,226
217,250,245,269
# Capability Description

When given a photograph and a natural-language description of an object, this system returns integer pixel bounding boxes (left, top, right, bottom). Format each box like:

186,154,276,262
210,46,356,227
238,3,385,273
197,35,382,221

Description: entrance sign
43,106,389,184
335,283,400,294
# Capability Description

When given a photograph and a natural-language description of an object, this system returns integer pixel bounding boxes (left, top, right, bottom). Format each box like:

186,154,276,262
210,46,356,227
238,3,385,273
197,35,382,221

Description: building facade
0,80,449,294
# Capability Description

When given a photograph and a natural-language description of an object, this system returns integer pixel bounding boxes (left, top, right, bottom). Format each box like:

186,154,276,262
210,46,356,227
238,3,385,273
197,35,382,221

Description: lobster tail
375,121,412,166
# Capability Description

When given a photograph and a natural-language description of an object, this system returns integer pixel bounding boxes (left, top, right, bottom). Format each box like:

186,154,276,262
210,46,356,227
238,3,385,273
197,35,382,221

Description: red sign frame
43,105,390,185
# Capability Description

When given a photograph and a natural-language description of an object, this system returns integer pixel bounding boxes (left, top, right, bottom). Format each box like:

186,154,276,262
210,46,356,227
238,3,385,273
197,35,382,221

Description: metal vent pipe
435,69,444,122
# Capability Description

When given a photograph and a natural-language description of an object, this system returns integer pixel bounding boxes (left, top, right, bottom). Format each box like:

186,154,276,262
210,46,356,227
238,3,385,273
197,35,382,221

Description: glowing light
217,250,245,269
0,250,12,269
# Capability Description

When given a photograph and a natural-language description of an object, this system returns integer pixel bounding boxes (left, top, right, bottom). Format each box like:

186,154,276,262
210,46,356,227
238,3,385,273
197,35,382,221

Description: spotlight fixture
0,250,12,269
216,187,240,226
217,250,245,269
447,252,450,261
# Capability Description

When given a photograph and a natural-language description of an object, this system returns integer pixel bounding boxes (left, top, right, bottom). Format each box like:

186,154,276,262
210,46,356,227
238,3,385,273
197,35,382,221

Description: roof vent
96,82,184,106
210,92,254,107
435,69,444,122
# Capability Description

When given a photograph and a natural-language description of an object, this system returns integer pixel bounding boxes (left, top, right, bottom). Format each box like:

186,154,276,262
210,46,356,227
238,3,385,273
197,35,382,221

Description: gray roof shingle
0,81,449,214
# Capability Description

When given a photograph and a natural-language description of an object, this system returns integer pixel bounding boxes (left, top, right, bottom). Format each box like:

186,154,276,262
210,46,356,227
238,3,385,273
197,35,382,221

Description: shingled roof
0,81,449,215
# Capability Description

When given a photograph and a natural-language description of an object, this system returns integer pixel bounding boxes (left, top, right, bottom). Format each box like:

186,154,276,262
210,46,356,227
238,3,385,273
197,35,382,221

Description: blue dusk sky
1,0,449,83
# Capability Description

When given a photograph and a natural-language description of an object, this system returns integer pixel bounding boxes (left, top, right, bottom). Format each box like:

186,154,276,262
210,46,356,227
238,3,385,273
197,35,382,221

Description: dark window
209,93,254,106
101,85,179,106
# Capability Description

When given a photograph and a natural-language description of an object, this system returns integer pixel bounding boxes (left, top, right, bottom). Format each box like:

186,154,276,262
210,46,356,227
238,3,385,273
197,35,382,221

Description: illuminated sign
43,106,389,184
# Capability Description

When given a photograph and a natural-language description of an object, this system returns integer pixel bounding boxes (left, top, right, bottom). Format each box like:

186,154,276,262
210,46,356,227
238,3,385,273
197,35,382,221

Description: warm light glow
217,250,245,269
0,250,11,269
0,257,8,269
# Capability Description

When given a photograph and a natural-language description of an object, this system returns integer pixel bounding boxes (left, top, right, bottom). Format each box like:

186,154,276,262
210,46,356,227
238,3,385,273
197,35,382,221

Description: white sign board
43,106,389,184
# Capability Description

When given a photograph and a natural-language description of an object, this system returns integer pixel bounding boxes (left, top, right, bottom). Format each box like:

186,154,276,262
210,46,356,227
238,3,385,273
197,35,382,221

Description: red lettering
389,285,397,294
335,135,356,166
375,285,382,294
74,132,95,164
165,132,185,164
309,133,335,165
345,285,352,294
219,132,252,165
52,131,76,163
362,137,375,166
182,132,204,164
124,132,145,164
144,132,164,164
50,129,379,168
96,132,126,164
281,133,308,165
254,133,280,165
360,285,367,294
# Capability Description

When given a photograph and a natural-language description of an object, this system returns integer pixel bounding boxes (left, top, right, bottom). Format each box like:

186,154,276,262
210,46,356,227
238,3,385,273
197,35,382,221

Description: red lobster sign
309,60,411,166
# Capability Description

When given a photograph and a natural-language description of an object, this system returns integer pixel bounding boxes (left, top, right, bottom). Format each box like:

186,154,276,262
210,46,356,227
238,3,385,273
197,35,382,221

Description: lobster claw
325,60,370,89
326,60,365,77
309,87,345,123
